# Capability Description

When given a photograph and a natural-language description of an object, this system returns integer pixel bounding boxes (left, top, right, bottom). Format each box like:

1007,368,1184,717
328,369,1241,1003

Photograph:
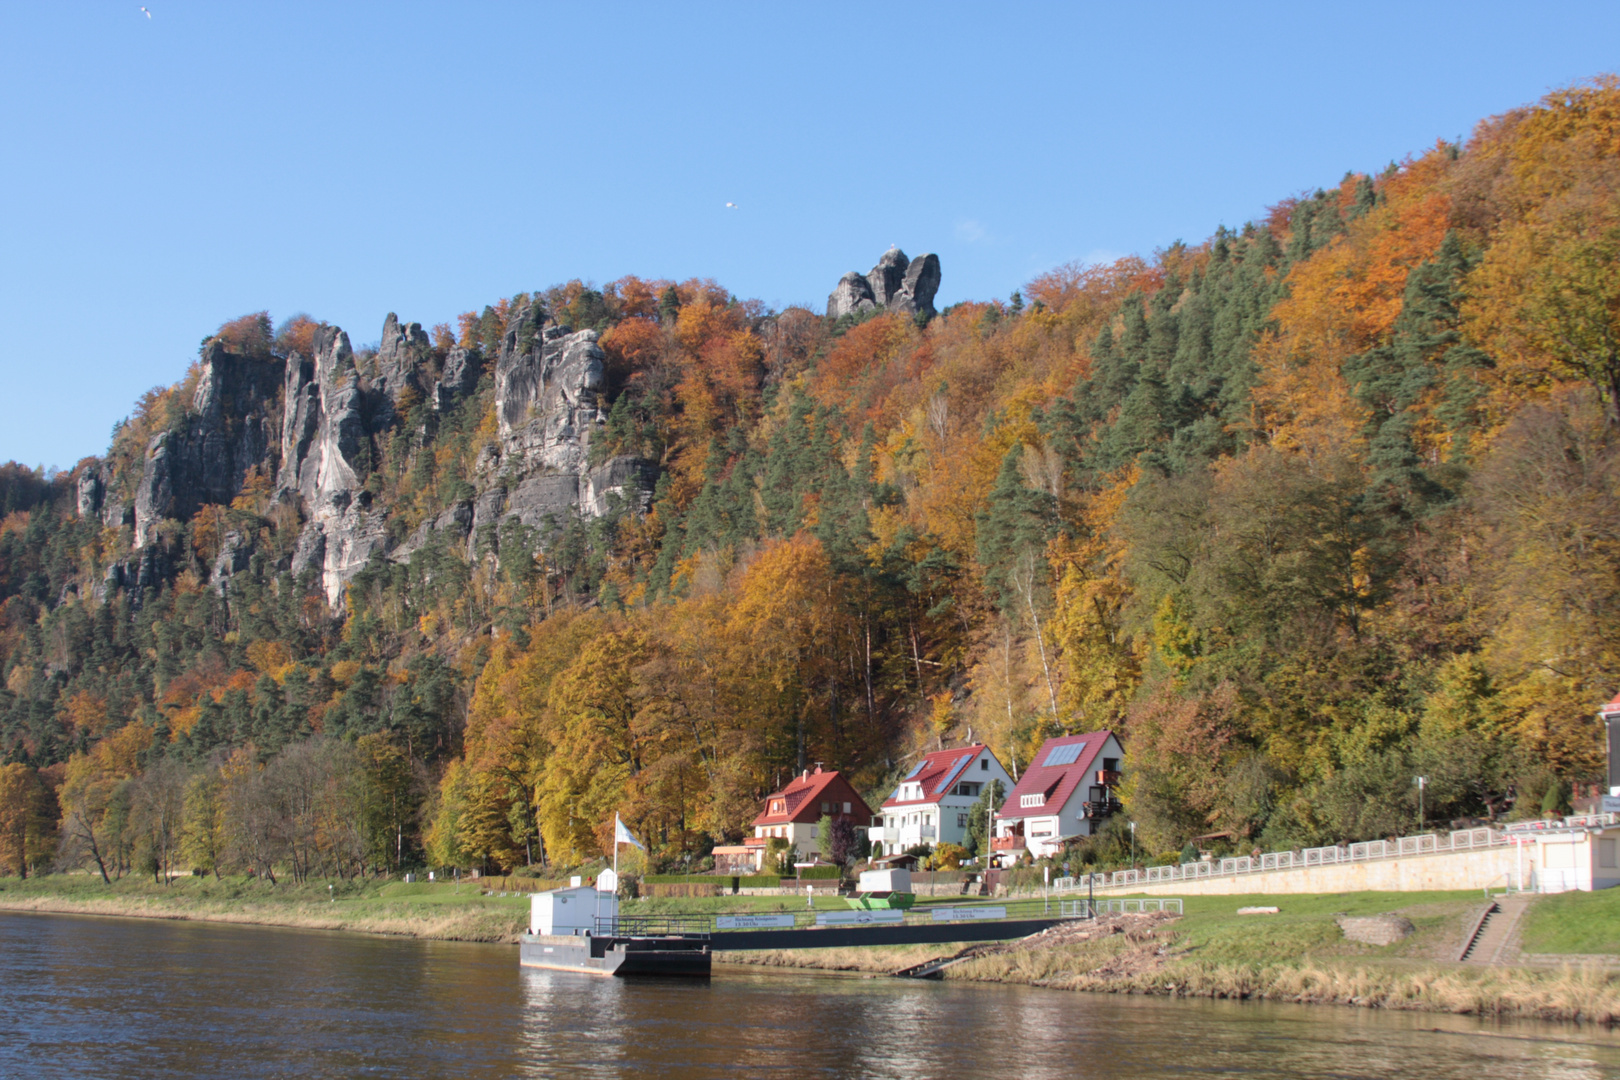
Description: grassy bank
1521,888,1620,957
722,890,1620,1024
0,873,531,942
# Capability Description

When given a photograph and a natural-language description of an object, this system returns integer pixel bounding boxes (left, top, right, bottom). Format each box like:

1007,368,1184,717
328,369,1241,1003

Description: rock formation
827,248,941,321
100,307,656,606
133,340,283,547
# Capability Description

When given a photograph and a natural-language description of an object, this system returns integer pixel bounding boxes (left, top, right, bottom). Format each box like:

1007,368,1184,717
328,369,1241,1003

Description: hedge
797,866,842,880
643,874,738,887
737,874,782,888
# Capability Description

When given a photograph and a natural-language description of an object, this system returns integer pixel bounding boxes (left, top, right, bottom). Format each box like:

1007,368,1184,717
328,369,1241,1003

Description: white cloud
955,218,990,244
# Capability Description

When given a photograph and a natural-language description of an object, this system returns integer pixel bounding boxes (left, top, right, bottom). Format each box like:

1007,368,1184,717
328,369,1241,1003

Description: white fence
1057,897,1182,917
1041,813,1618,894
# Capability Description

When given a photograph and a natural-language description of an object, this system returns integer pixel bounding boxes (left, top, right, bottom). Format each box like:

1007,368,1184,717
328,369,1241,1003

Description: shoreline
0,885,528,944
6,881,1620,1025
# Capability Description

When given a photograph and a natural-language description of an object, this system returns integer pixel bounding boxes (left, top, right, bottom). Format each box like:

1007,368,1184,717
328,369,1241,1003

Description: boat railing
595,914,712,939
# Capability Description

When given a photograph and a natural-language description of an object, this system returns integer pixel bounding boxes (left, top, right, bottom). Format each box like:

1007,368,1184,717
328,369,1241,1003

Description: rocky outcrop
828,249,941,321
133,342,284,546
828,272,877,320
494,302,608,472
124,306,657,607
433,346,484,412
277,326,389,603
372,313,431,426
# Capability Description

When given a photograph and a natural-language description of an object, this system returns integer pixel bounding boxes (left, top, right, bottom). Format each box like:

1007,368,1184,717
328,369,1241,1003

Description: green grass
0,872,531,940
1521,888,1620,955
1167,890,1483,964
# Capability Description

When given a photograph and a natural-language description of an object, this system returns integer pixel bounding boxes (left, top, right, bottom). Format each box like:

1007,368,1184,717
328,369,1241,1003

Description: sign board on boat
715,914,797,929
930,906,1006,922
816,910,906,927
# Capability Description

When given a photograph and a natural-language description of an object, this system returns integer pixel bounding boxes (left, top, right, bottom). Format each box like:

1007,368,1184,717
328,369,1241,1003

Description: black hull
520,934,711,978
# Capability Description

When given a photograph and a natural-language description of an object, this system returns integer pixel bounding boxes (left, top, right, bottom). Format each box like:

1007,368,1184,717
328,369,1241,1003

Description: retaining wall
1079,845,1524,897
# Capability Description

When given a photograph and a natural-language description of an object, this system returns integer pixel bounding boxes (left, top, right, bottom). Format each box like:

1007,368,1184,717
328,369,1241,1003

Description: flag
614,813,644,850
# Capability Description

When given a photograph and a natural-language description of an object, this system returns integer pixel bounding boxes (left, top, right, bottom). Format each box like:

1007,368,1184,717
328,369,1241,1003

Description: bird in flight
725,202,738,210
140,5,152,16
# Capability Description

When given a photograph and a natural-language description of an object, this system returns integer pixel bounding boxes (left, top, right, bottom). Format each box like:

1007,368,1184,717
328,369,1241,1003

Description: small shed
530,885,617,936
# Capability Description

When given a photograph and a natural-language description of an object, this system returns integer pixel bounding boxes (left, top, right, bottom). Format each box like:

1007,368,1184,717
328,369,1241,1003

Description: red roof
998,731,1116,819
752,767,873,826
1603,692,1620,717
882,745,991,809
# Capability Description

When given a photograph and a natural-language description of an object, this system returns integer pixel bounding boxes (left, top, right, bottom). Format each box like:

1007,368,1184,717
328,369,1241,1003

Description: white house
994,730,1124,863
868,744,1013,858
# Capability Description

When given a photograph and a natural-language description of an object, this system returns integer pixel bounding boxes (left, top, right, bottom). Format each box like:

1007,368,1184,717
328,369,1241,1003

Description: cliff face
100,309,656,604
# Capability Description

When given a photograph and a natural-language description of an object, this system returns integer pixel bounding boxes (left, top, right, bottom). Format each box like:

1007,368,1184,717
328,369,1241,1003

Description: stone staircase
1457,894,1533,964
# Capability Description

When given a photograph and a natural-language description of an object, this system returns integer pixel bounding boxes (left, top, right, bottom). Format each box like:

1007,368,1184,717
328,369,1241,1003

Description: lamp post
1415,776,1427,832
1129,821,1136,870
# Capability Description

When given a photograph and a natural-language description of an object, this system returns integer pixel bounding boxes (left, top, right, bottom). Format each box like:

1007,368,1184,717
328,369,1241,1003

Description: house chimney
801,769,809,782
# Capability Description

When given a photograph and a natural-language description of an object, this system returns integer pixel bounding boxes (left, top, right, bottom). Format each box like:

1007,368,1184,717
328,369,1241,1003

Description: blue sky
3,2,1617,469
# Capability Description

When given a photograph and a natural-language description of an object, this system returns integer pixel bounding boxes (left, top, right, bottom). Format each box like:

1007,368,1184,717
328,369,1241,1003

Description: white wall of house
871,750,1013,856
753,821,820,861
995,734,1125,862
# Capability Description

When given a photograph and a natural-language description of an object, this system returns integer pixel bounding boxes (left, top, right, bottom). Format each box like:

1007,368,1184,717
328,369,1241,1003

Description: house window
843,802,851,814
981,759,989,771
811,825,819,838
1021,793,1045,808
957,813,968,828
821,801,830,813
1601,838,1618,870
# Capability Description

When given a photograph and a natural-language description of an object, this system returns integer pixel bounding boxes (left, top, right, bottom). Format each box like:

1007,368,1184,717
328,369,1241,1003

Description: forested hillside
2,79,1618,881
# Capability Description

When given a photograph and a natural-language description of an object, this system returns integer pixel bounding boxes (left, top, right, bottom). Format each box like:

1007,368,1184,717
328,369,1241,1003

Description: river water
3,911,1618,1079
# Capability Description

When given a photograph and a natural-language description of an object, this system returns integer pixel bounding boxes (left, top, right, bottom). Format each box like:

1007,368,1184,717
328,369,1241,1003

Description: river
2,911,1617,1079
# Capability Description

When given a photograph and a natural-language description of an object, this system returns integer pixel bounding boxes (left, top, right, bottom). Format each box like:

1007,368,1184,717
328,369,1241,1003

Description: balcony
991,835,1025,851
1085,797,1123,819
1095,769,1122,786
867,827,888,844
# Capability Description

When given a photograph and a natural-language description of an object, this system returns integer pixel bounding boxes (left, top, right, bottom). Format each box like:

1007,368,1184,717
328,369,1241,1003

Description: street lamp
1129,821,1136,869
1415,776,1427,832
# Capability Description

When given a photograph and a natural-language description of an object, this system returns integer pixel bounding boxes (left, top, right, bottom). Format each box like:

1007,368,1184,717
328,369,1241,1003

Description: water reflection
2,911,1617,1079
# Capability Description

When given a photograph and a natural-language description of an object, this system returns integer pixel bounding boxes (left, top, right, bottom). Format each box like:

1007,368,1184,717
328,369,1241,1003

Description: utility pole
1415,776,1427,832
1129,821,1136,871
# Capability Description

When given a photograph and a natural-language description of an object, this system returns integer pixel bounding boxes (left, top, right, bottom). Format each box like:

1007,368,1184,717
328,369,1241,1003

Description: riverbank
9,874,1620,1023
0,874,532,942
0,874,866,942
722,890,1620,1024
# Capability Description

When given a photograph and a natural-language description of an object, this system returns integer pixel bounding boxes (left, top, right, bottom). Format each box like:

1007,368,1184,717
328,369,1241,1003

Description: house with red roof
869,744,1013,858
724,765,873,870
993,731,1123,863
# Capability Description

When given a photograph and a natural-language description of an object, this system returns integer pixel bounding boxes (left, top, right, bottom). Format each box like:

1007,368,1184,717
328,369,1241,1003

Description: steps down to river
1457,895,1533,964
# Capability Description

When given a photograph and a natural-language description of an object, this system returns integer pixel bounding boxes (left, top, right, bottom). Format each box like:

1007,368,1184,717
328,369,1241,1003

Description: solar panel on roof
934,753,974,794
903,761,925,779
1042,742,1085,767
